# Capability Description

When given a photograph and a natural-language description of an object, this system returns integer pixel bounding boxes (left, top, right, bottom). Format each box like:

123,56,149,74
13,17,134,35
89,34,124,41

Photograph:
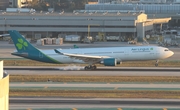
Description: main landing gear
155,60,159,67
84,65,97,70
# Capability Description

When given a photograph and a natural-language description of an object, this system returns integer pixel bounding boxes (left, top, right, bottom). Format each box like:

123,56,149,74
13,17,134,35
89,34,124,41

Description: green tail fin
8,30,61,63
8,30,37,53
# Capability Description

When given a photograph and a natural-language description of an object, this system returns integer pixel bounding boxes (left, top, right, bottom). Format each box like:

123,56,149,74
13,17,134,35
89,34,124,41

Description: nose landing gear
84,65,97,70
155,60,159,67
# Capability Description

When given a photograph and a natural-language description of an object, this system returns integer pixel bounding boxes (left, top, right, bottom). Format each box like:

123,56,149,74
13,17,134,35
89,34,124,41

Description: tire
93,66,97,70
84,66,88,70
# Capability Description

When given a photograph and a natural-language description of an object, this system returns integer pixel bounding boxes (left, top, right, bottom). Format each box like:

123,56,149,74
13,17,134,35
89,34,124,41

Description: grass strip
10,75,180,83
10,90,180,99
4,59,180,67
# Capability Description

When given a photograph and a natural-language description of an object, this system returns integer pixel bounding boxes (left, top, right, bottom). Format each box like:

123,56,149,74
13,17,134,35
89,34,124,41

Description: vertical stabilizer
8,30,60,64
8,30,38,53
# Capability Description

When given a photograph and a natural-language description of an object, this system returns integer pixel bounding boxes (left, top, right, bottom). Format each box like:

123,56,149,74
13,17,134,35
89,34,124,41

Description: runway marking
163,108,167,110
117,108,122,110
26,108,32,110
72,108,77,110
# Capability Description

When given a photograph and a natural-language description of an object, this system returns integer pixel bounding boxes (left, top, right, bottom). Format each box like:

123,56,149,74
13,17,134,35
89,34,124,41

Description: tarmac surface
9,97,180,109
5,67,180,76
10,82,180,89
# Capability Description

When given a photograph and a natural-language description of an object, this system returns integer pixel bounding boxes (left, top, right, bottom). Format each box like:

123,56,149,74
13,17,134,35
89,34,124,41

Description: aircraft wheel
84,66,89,70
92,65,97,70
155,60,159,67
84,65,96,70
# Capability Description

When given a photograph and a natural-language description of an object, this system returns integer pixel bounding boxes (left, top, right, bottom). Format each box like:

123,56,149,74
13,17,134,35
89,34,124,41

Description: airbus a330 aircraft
9,30,174,70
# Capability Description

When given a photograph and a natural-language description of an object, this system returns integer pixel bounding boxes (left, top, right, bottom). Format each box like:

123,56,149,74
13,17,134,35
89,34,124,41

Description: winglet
54,49,64,55
73,45,79,48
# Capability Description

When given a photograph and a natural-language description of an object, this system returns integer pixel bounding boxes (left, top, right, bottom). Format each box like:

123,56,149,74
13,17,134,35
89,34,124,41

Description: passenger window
164,49,169,51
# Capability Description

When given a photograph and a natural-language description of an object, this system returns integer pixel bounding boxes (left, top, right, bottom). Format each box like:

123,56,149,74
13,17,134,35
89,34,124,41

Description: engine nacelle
103,58,117,66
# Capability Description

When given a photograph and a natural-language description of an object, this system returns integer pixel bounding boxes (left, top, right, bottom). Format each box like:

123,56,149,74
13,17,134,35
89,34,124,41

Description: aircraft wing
54,49,110,63
0,34,10,37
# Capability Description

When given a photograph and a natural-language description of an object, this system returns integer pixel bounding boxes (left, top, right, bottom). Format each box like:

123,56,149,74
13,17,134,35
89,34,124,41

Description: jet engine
103,58,117,66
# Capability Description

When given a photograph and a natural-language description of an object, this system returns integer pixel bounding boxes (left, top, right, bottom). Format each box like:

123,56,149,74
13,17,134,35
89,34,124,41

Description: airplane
8,30,174,70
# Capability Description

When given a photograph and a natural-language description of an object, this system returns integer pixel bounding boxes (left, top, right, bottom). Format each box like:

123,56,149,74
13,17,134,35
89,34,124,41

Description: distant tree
29,0,42,10
57,0,71,11
29,0,88,11
38,0,70,11
72,0,88,10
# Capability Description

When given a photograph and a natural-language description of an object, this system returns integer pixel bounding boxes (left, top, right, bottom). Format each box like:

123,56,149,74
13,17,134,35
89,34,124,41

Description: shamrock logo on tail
16,38,28,50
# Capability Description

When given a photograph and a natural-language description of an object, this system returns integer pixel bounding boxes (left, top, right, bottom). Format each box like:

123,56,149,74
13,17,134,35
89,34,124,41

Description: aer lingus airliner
9,30,174,70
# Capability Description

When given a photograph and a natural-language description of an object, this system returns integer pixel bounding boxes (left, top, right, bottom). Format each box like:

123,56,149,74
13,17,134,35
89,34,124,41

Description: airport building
0,61,9,110
85,0,180,14
9,0,32,8
0,0,177,42
85,4,180,14
0,12,170,41
0,0,33,10
0,0,9,10
84,1,180,33
97,0,177,4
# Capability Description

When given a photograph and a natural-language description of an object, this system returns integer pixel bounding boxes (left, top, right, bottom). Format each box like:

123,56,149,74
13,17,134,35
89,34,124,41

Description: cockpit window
164,49,169,51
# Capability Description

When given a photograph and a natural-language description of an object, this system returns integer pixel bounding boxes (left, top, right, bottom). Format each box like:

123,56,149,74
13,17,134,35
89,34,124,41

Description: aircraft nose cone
171,51,174,56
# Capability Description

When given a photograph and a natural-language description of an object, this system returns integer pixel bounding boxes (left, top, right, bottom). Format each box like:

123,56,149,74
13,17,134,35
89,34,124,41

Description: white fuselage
41,46,174,64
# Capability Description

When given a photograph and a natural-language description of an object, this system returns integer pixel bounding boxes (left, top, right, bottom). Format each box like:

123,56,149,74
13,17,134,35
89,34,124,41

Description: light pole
88,25,90,37
88,24,99,37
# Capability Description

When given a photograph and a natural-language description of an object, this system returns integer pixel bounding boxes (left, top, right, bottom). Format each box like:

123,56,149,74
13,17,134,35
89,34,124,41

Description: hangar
0,12,170,41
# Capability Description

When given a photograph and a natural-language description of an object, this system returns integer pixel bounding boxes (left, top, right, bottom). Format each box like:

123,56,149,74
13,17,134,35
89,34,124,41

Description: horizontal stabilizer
54,49,64,55
0,34,10,37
